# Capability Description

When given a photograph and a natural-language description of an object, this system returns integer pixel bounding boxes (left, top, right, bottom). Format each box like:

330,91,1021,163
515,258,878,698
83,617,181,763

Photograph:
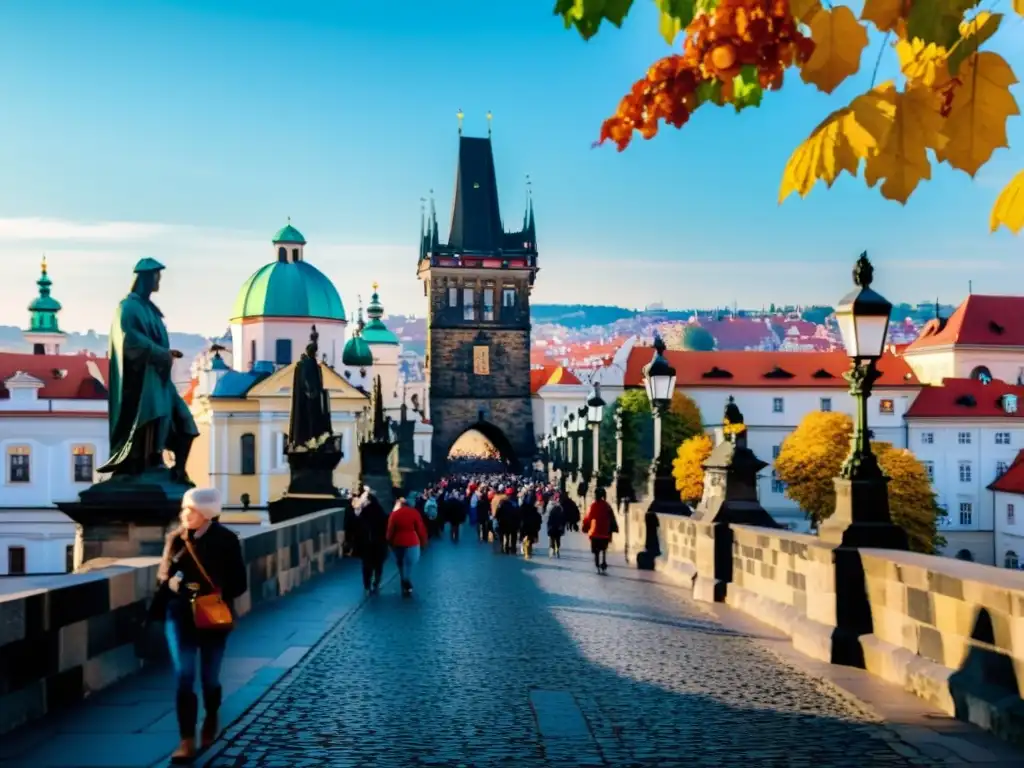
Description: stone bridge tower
417,129,538,472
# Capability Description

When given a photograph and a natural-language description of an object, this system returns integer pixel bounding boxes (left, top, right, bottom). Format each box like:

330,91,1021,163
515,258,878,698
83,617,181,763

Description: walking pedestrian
546,493,566,558
582,487,615,574
387,497,428,596
354,489,389,595
154,488,247,764
519,495,541,559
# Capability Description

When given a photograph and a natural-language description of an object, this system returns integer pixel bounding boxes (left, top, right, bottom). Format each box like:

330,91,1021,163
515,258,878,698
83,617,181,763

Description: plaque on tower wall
473,345,490,375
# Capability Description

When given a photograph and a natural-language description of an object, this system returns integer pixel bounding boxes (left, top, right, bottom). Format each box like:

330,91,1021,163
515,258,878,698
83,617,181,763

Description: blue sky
0,0,1022,334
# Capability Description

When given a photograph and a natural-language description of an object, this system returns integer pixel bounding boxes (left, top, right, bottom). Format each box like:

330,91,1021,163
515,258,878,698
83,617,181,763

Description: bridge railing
612,507,1024,746
0,507,347,735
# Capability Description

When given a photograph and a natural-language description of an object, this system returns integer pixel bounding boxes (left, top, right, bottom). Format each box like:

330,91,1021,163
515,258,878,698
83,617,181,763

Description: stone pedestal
360,440,398,510
646,473,691,516
268,438,344,525
56,468,189,570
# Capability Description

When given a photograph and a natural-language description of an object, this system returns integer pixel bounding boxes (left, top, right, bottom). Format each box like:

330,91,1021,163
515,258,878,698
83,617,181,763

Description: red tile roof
907,295,1024,351
989,450,1024,495
698,318,776,350
905,378,1024,419
531,365,583,393
0,352,108,400
623,348,919,388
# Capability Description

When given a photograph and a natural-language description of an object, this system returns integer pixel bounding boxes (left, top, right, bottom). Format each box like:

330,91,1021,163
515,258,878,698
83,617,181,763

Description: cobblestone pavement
203,532,957,768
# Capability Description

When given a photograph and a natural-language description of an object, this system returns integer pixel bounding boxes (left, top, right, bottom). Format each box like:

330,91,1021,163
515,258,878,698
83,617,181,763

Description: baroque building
418,130,538,469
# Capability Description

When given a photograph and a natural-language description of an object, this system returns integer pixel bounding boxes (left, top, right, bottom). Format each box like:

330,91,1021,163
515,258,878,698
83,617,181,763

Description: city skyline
1,1,1022,334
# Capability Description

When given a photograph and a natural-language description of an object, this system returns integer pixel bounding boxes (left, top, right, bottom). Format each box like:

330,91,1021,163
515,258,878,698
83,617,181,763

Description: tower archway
444,420,520,474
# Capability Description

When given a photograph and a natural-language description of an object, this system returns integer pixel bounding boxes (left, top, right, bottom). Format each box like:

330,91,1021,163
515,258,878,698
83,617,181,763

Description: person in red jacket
582,487,615,574
387,497,428,596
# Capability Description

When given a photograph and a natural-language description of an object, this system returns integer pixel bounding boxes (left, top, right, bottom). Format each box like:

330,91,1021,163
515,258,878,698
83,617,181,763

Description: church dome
342,334,374,367
231,260,345,321
361,284,400,345
273,223,306,244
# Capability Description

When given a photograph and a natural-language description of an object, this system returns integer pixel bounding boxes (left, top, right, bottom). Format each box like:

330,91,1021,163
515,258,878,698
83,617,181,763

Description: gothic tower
417,129,538,471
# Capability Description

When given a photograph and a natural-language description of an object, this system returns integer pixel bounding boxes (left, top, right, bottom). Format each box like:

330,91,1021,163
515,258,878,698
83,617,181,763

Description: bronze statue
98,258,198,483
287,325,333,448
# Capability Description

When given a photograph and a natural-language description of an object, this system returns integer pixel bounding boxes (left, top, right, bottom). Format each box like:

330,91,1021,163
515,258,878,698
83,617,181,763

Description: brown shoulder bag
182,535,235,631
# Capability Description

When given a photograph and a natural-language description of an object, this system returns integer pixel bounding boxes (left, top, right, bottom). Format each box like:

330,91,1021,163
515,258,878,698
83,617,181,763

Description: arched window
970,365,993,383
1005,550,1020,569
277,247,287,262
292,247,300,261
955,548,974,562
250,340,256,368
240,433,256,475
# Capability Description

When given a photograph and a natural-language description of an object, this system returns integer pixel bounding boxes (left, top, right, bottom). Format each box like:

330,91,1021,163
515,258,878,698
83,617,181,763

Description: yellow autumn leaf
937,51,1020,176
1014,0,1024,15
790,0,822,24
948,12,1002,75
896,37,950,89
800,6,870,94
861,0,904,32
778,105,876,201
990,170,1024,234
855,83,945,203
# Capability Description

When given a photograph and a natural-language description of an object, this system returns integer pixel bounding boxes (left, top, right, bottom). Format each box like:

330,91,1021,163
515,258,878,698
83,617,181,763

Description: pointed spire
429,189,439,249
371,374,388,442
27,253,62,336
487,110,493,137
419,196,427,261
356,294,366,334
457,108,464,136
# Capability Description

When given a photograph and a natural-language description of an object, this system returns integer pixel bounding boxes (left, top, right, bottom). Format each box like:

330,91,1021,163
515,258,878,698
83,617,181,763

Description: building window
997,460,1009,478
772,397,784,413
250,339,257,367
1006,551,1020,569
772,445,781,459
923,461,935,482
240,433,256,475
1008,503,1016,526
958,431,972,445
72,445,94,483
921,432,934,445
448,287,458,307
958,461,972,483
483,288,494,321
7,446,30,483
996,431,1012,445
959,502,973,526
819,397,832,412
277,246,287,262
878,398,895,415
955,548,974,561
7,546,25,575
502,287,516,308
66,545,74,573
463,288,475,320
771,471,785,494
275,339,292,366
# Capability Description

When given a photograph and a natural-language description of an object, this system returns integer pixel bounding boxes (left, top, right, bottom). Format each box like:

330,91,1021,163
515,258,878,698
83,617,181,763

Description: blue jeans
165,605,227,694
392,544,420,584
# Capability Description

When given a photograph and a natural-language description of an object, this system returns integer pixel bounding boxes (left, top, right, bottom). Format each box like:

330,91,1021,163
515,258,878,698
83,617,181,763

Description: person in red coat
387,497,428,596
582,487,615,574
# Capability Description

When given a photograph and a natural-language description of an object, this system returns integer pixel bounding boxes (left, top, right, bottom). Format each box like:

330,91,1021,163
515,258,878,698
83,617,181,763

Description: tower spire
26,253,65,354
419,196,427,261
457,108,464,136
487,110,493,137
429,189,439,249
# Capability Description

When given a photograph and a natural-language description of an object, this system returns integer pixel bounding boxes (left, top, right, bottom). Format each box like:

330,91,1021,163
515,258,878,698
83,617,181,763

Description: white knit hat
182,487,222,520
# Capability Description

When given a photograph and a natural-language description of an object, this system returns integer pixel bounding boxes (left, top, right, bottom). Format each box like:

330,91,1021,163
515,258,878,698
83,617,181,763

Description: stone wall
613,507,1024,745
0,507,347,735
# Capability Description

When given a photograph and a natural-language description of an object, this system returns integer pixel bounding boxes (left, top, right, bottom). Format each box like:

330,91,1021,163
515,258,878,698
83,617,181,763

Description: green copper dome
27,257,62,332
342,334,374,367
362,285,400,345
273,222,306,244
231,260,345,321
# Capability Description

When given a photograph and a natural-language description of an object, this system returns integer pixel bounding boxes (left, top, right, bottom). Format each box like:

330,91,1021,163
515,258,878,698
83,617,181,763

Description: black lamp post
576,405,590,506
587,383,606,488
614,409,637,562
642,335,687,514
819,253,908,549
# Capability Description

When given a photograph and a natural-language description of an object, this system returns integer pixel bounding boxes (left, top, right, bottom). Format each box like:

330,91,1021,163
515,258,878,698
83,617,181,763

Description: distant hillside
0,325,211,360
532,305,637,328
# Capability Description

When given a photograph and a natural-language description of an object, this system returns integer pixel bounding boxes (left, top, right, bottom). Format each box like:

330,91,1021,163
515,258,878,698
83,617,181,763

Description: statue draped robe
98,292,198,475
288,351,332,447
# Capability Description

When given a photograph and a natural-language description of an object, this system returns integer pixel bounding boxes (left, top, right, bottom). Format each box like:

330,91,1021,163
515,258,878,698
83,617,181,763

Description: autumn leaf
948,12,1002,75
856,82,945,203
779,105,876,201
990,170,1024,233
937,51,1020,176
1015,0,1024,15
723,65,763,111
906,0,981,48
799,6,869,94
861,0,906,33
896,37,951,89
790,0,823,25
554,0,635,40
655,0,697,44
672,434,713,504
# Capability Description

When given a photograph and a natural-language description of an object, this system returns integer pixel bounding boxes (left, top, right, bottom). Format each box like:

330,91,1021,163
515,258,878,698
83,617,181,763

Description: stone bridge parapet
0,507,347,735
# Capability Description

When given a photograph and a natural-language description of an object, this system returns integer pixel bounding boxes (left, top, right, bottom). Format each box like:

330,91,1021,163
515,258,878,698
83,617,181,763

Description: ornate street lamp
819,253,908,549
642,335,686,514
613,409,637,562
576,405,590,506
587,383,606,490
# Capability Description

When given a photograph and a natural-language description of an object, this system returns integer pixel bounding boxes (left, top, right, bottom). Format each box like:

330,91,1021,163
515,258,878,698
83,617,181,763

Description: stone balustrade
612,505,1024,745
0,507,348,735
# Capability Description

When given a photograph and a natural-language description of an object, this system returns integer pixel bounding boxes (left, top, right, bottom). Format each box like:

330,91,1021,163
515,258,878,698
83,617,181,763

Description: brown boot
200,686,222,749
170,691,198,764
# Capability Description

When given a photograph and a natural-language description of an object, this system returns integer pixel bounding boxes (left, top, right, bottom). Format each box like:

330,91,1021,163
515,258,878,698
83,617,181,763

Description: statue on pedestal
286,325,334,451
98,258,198,485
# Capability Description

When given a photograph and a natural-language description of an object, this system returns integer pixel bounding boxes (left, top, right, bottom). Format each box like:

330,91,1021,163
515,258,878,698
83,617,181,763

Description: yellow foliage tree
554,0,1024,233
672,433,713,504
775,411,944,553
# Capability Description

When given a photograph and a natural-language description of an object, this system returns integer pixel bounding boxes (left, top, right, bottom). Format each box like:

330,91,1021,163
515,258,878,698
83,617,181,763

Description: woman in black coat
153,487,247,764
354,490,389,594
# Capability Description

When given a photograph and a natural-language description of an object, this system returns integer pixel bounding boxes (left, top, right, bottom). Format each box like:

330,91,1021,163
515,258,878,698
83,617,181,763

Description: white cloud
0,217,176,242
